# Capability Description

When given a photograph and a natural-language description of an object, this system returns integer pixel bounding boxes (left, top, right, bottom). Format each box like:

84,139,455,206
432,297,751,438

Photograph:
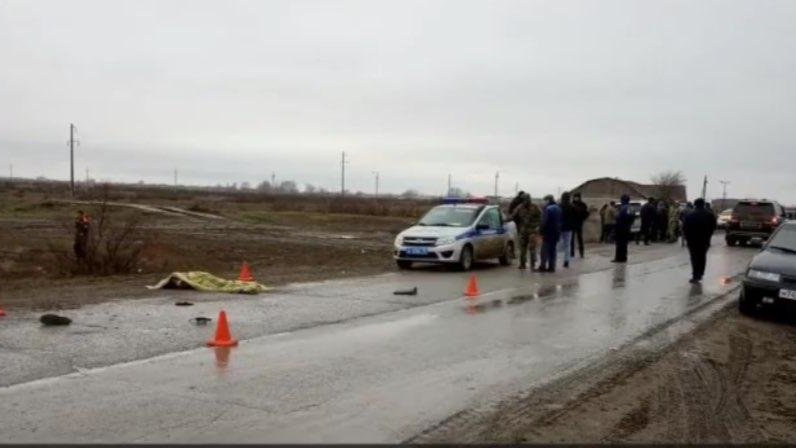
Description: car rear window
733,202,774,216
768,225,796,252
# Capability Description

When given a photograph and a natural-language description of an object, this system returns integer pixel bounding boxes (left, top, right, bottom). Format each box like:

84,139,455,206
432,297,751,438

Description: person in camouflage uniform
511,193,542,270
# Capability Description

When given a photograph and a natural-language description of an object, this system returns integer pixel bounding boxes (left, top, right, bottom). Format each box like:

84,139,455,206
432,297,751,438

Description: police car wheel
459,245,474,271
499,242,514,266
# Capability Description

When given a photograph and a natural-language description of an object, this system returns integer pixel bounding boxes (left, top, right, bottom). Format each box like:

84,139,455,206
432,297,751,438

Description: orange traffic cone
464,274,480,297
238,262,254,282
207,310,239,347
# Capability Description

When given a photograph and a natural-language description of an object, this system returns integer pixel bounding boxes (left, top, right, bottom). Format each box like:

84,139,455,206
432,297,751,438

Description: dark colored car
725,200,787,246
739,221,796,315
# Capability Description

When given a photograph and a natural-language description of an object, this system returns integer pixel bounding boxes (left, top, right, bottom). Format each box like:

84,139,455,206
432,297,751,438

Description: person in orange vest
74,210,91,260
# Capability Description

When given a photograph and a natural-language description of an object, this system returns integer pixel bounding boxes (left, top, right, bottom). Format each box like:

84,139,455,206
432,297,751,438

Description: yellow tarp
147,271,269,294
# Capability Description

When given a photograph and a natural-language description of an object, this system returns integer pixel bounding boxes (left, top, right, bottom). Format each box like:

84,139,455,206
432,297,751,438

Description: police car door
474,207,502,259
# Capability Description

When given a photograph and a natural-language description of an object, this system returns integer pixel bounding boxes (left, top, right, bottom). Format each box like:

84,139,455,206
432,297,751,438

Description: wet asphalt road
0,238,757,442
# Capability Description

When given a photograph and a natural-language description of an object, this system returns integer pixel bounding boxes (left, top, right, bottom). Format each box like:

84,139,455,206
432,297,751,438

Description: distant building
570,177,687,205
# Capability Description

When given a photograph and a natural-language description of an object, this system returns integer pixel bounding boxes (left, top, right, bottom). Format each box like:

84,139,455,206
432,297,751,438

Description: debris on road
393,286,418,296
190,317,212,325
175,301,194,306
39,314,72,326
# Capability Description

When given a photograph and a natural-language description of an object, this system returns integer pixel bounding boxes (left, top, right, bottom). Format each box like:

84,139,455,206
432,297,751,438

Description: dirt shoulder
416,307,796,444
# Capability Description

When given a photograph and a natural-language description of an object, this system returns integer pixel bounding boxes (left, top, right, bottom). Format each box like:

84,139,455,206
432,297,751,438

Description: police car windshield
418,206,480,227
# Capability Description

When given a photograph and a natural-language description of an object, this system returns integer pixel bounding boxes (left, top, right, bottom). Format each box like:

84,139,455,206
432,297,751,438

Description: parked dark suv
726,200,787,246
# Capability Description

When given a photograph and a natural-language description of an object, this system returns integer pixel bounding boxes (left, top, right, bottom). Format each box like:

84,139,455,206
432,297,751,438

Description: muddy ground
415,306,796,444
0,189,414,310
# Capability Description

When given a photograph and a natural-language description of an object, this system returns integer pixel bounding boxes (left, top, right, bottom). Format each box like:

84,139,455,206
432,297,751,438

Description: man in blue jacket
612,194,635,263
539,194,562,272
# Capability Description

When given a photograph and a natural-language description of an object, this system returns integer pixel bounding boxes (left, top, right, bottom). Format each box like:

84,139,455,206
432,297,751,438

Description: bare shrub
49,189,155,276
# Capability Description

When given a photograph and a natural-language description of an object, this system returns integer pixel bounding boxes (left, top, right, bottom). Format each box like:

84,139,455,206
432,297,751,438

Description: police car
393,198,518,271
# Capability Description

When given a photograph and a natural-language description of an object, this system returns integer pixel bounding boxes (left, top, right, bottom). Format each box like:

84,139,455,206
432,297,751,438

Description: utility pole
719,180,730,210
494,171,499,198
372,171,379,196
340,151,349,195
271,172,276,188
174,168,178,187
68,123,78,197
701,174,708,200
447,173,452,196
515,182,519,194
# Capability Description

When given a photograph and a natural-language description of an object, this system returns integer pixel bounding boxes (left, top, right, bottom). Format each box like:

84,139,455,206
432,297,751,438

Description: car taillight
772,216,781,225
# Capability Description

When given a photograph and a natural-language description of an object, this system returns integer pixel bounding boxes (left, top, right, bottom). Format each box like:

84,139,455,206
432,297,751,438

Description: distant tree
401,189,419,199
240,181,251,190
650,170,686,202
256,180,272,191
304,183,316,194
278,180,299,194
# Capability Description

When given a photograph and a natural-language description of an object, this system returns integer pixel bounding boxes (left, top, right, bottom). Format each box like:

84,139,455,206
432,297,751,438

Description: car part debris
175,301,194,306
191,317,212,325
393,286,418,296
40,314,72,326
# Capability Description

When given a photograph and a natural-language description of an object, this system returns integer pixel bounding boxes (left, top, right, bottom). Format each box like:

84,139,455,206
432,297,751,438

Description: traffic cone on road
464,274,480,297
238,262,254,282
207,310,238,347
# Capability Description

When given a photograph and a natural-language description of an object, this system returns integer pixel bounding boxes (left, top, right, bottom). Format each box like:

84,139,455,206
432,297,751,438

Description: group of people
509,192,717,283
508,191,589,272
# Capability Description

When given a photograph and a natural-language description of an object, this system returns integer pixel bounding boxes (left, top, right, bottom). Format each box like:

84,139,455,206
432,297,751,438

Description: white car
393,199,517,271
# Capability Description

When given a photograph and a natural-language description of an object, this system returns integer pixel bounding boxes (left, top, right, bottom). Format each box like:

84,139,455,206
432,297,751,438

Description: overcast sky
1,0,795,202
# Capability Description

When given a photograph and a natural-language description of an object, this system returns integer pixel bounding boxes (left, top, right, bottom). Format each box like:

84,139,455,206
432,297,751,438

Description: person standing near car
559,192,576,268
539,194,562,273
511,193,542,270
683,198,716,283
612,195,635,263
640,197,657,245
570,192,589,258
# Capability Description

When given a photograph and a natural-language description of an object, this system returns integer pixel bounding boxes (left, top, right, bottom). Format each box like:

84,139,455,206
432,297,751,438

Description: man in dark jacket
640,198,657,245
683,198,716,283
570,192,589,258
508,191,526,217
539,194,562,273
559,192,576,268
612,195,635,263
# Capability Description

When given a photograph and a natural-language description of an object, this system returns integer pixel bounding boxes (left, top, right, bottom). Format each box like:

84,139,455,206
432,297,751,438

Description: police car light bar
442,197,490,205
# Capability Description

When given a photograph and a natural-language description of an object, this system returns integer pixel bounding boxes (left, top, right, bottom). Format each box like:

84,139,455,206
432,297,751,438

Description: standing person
559,192,576,268
667,202,680,243
640,197,657,246
570,193,589,258
612,195,635,263
683,198,716,283
73,210,91,260
679,202,694,247
539,195,562,273
598,203,608,243
657,201,670,242
511,193,542,270
604,201,617,243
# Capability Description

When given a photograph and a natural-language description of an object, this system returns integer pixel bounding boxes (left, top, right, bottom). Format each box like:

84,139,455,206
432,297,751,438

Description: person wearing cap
682,198,716,283
511,193,542,270
612,195,635,263
539,194,562,272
